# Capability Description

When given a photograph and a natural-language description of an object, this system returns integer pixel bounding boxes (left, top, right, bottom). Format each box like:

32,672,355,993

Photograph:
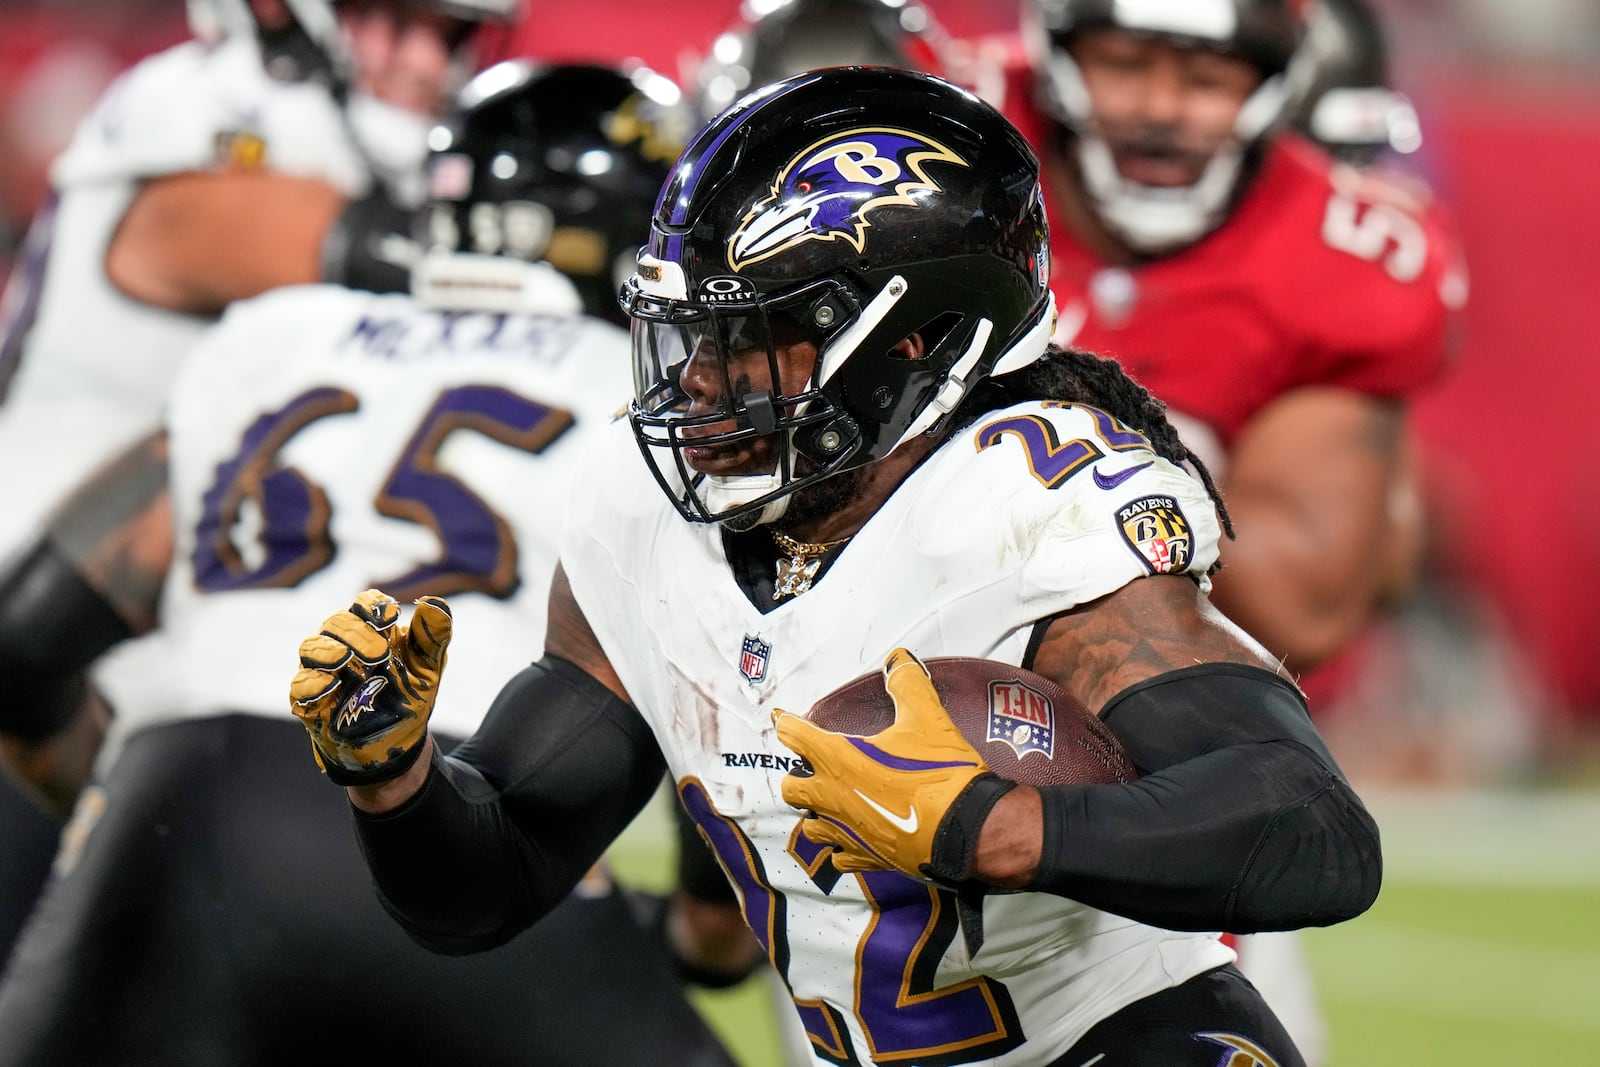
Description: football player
1006,3,1465,1057
0,0,512,962
0,62,749,1065
287,68,1381,1067
682,7,963,1059
1015,0,1464,676
0,0,515,550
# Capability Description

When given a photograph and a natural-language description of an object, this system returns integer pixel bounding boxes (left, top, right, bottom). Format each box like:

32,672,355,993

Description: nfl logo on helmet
740,635,771,685
986,678,1056,760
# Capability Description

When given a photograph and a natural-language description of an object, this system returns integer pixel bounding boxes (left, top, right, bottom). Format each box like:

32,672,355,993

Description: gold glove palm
774,648,989,876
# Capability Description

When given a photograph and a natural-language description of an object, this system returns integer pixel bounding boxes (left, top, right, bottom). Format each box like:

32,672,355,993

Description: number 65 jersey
562,401,1235,1066
100,283,629,744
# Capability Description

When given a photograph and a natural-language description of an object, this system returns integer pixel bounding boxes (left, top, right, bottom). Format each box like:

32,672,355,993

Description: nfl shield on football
804,657,1139,787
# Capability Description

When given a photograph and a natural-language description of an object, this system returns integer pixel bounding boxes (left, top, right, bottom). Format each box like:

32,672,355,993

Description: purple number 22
680,779,1023,1066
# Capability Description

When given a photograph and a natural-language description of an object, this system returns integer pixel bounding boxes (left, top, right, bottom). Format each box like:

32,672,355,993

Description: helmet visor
630,304,826,451
624,283,843,523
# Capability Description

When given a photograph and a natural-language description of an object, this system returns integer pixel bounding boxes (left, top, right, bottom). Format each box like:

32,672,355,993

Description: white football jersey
96,284,630,745
562,401,1235,1065
0,35,395,554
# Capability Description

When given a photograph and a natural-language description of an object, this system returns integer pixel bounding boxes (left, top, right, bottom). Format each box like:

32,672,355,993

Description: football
804,657,1139,787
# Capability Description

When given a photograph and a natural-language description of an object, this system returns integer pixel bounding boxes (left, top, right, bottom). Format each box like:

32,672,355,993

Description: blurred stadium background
3,1,1598,1064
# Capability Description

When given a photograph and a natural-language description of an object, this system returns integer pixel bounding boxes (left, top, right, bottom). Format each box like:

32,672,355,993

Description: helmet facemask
625,265,866,528
1067,60,1290,252
625,256,1055,529
1026,0,1308,253
621,68,1055,529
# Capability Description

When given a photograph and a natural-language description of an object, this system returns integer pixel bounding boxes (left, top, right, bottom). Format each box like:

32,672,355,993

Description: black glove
319,187,417,294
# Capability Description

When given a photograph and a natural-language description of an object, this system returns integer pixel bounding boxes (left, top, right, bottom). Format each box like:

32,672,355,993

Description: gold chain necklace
771,529,850,601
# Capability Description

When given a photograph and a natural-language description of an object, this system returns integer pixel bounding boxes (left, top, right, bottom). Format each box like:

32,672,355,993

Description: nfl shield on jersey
740,635,771,685
563,400,1233,1066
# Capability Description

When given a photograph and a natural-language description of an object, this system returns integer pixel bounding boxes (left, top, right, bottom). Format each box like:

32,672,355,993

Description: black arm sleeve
319,188,415,294
0,538,131,741
351,655,666,955
1024,663,1382,933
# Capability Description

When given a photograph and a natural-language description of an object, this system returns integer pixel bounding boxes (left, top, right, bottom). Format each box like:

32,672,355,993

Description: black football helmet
413,61,692,323
622,67,1054,528
1026,0,1312,252
1290,0,1422,164
691,0,953,121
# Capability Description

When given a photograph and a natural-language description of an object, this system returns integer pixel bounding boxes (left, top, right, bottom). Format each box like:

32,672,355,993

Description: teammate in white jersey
0,62,744,1065
288,68,1383,1067
0,0,512,963
0,0,515,568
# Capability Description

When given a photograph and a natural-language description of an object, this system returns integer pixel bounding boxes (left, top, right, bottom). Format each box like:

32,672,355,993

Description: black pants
0,715,736,1067
1050,964,1307,1067
0,767,60,970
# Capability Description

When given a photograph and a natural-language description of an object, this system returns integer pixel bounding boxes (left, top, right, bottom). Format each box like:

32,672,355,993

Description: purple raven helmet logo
726,127,968,271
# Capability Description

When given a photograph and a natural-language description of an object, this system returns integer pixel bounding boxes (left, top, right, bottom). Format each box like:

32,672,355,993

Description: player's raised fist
289,589,453,786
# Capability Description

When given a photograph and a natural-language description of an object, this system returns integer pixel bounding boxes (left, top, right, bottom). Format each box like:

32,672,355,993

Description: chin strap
711,483,790,531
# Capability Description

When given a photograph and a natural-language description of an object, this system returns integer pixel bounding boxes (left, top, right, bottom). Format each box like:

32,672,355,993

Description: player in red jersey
1010,0,1465,674
1002,1,1467,1061
1008,0,1468,671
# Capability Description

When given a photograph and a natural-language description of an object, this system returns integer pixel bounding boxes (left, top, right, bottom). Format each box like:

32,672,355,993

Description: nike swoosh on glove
289,589,452,786
773,648,996,878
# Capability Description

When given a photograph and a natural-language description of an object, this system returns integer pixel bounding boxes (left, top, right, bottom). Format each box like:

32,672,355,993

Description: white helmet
185,0,518,203
185,0,517,80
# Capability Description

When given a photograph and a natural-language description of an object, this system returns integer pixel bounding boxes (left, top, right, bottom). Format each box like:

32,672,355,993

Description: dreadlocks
956,343,1234,539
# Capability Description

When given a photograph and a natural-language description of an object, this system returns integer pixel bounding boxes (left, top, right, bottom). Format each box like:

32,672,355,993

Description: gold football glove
774,648,993,878
289,589,452,786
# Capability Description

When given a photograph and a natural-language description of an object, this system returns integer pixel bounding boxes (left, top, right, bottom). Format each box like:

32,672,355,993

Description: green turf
1304,878,1600,1066
688,979,790,1067
612,787,1600,1067
1351,881,1600,954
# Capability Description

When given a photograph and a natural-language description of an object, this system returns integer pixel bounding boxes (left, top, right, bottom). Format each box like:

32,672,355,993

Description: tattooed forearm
1032,574,1286,713
44,432,172,633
